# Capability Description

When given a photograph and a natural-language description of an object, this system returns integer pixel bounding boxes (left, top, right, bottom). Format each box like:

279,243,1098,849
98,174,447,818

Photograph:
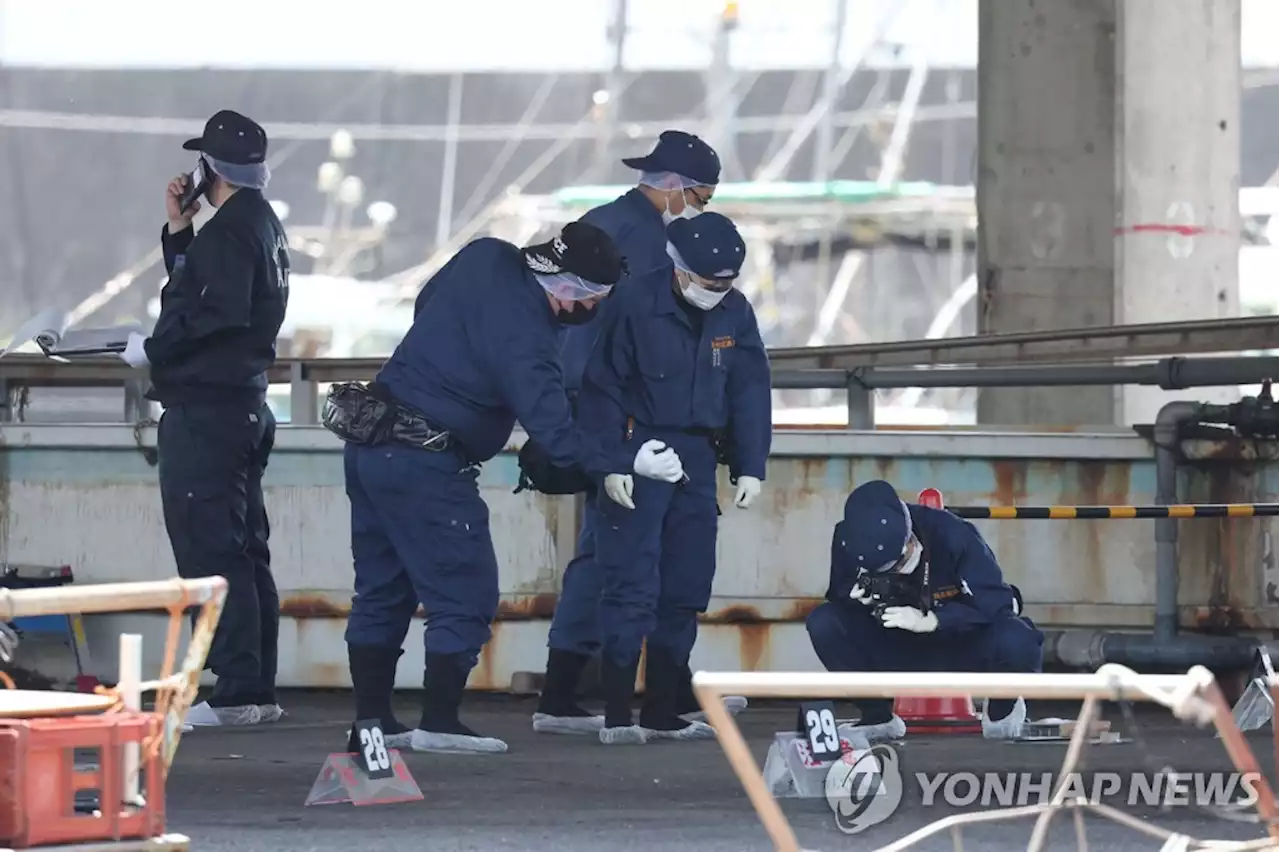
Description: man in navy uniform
336,221,688,755
572,212,772,745
536,130,749,734
805,480,1041,741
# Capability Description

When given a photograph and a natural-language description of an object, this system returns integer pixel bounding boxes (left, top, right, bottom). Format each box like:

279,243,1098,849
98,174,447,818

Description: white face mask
678,274,728,311
661,192,702,225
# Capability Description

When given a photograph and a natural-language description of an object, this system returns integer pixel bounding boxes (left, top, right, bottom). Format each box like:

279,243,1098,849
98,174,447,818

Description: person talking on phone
118,109,290,729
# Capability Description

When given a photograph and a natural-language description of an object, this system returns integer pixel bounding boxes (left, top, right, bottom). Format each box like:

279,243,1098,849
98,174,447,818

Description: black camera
859,571,926,619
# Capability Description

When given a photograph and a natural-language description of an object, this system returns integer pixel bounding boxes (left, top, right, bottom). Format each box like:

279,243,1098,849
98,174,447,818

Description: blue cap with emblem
841,480,914,574
666,213,746,282
622,130,721,187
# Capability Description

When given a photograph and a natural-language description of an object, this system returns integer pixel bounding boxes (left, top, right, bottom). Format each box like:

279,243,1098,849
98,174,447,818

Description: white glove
604,473,635,510
733,475,761,509
849,581,873,606
632,439,684,483
879,606,939,634
120,332,150,368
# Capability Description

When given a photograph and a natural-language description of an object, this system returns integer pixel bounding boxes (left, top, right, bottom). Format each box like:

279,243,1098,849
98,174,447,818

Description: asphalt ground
161,691,1279,852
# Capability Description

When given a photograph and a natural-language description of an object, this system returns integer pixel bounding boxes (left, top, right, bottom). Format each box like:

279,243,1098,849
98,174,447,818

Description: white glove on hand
879,606,939,634
604,473,635,510
733,475,761,509
120,332,150,368
632,439,685,483
849,581,874,606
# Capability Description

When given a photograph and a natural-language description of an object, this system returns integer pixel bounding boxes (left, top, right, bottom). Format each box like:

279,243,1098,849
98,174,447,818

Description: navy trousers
343,443,500,667
805,601,1044,675
594,430,719,669
157,401,278,706
547,489,603,656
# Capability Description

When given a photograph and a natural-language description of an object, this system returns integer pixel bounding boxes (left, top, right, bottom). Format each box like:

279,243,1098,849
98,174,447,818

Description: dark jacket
145,189,289,409
374,237,633,476
825,503,1025,633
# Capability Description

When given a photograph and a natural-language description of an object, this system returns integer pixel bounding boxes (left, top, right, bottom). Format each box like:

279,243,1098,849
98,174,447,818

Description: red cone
894,695,983,734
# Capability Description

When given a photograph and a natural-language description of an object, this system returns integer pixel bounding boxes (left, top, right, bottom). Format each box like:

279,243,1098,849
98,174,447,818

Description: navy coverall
806,505,1044,677
577,272,772,673
344,238,633,671
147,188,289,707
549,188,672,657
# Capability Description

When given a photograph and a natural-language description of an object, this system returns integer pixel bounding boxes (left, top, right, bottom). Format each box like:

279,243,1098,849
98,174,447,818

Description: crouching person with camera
804,480,1043,742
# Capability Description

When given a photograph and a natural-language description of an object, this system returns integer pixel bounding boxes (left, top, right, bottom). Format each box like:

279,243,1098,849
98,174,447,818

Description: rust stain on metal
474,621,500,690
494,594,558,621
281,594,352,619
739,624,768,671
702,600,824,624
990,461,1028,506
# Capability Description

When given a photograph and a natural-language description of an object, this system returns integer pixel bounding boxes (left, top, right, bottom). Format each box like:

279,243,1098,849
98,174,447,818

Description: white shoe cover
599,724,648,745
258,704,285,723
842,714,907,743
532,712,605,735
679,695,749,723
642,720,717,741
185,701,262,727
981,697,1027,739
409,728,508,754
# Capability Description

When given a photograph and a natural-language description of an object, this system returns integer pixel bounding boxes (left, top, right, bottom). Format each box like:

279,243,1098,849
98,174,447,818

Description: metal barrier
767,314,1280,369
1,352,1275,427
947,503,1279,519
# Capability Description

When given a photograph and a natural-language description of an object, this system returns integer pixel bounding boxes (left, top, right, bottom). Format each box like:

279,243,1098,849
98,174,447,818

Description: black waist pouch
321,381,398,445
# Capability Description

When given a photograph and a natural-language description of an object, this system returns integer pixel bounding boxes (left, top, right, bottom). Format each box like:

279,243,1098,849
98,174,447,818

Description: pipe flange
1054,629,1107,669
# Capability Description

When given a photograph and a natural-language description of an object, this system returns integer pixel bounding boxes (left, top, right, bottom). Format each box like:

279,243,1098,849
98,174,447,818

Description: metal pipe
767,355,1278,391
1045,629,1276,670
1153,401,1203,641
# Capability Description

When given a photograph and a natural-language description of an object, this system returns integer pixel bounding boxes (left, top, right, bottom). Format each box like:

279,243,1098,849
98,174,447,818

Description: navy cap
183,110,268,166
622,130,721,187
667,213,746,283
841,480,914,574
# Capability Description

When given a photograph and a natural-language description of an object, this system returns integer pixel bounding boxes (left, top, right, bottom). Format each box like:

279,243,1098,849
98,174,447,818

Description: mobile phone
179,159,210,213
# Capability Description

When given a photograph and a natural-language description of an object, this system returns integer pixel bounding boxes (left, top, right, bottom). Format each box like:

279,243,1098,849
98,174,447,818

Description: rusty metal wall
0,424,1274,690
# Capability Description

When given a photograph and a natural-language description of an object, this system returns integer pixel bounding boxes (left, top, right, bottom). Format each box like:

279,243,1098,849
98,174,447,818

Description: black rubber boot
345,645,411,752
601,656,640,730
855,699,895,726
638,647,688,732
404,653,508,754
673,663,699,717
536,649,595,717
418,652,481,736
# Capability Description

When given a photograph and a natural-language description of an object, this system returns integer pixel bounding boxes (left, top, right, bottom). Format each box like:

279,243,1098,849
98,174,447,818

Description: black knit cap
522,220,627,287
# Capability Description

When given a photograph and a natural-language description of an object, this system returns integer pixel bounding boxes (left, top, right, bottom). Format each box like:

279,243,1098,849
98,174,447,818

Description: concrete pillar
1115,0,1243,424
975,0,1120,426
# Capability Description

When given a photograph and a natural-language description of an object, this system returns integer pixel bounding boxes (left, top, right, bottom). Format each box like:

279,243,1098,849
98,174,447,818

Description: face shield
639,171,714,224
534,271,613,325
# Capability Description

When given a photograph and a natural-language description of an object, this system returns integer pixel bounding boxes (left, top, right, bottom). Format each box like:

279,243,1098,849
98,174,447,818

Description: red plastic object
894,695,983,734
0,712,167,848
75,675,101,694
917,487,944,509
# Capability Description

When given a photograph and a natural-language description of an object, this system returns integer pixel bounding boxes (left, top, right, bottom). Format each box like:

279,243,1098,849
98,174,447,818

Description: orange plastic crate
0,712,167,848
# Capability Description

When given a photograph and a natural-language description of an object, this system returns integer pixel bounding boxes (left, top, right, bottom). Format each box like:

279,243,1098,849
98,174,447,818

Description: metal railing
766,315,1278,368
0,351,1274,427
